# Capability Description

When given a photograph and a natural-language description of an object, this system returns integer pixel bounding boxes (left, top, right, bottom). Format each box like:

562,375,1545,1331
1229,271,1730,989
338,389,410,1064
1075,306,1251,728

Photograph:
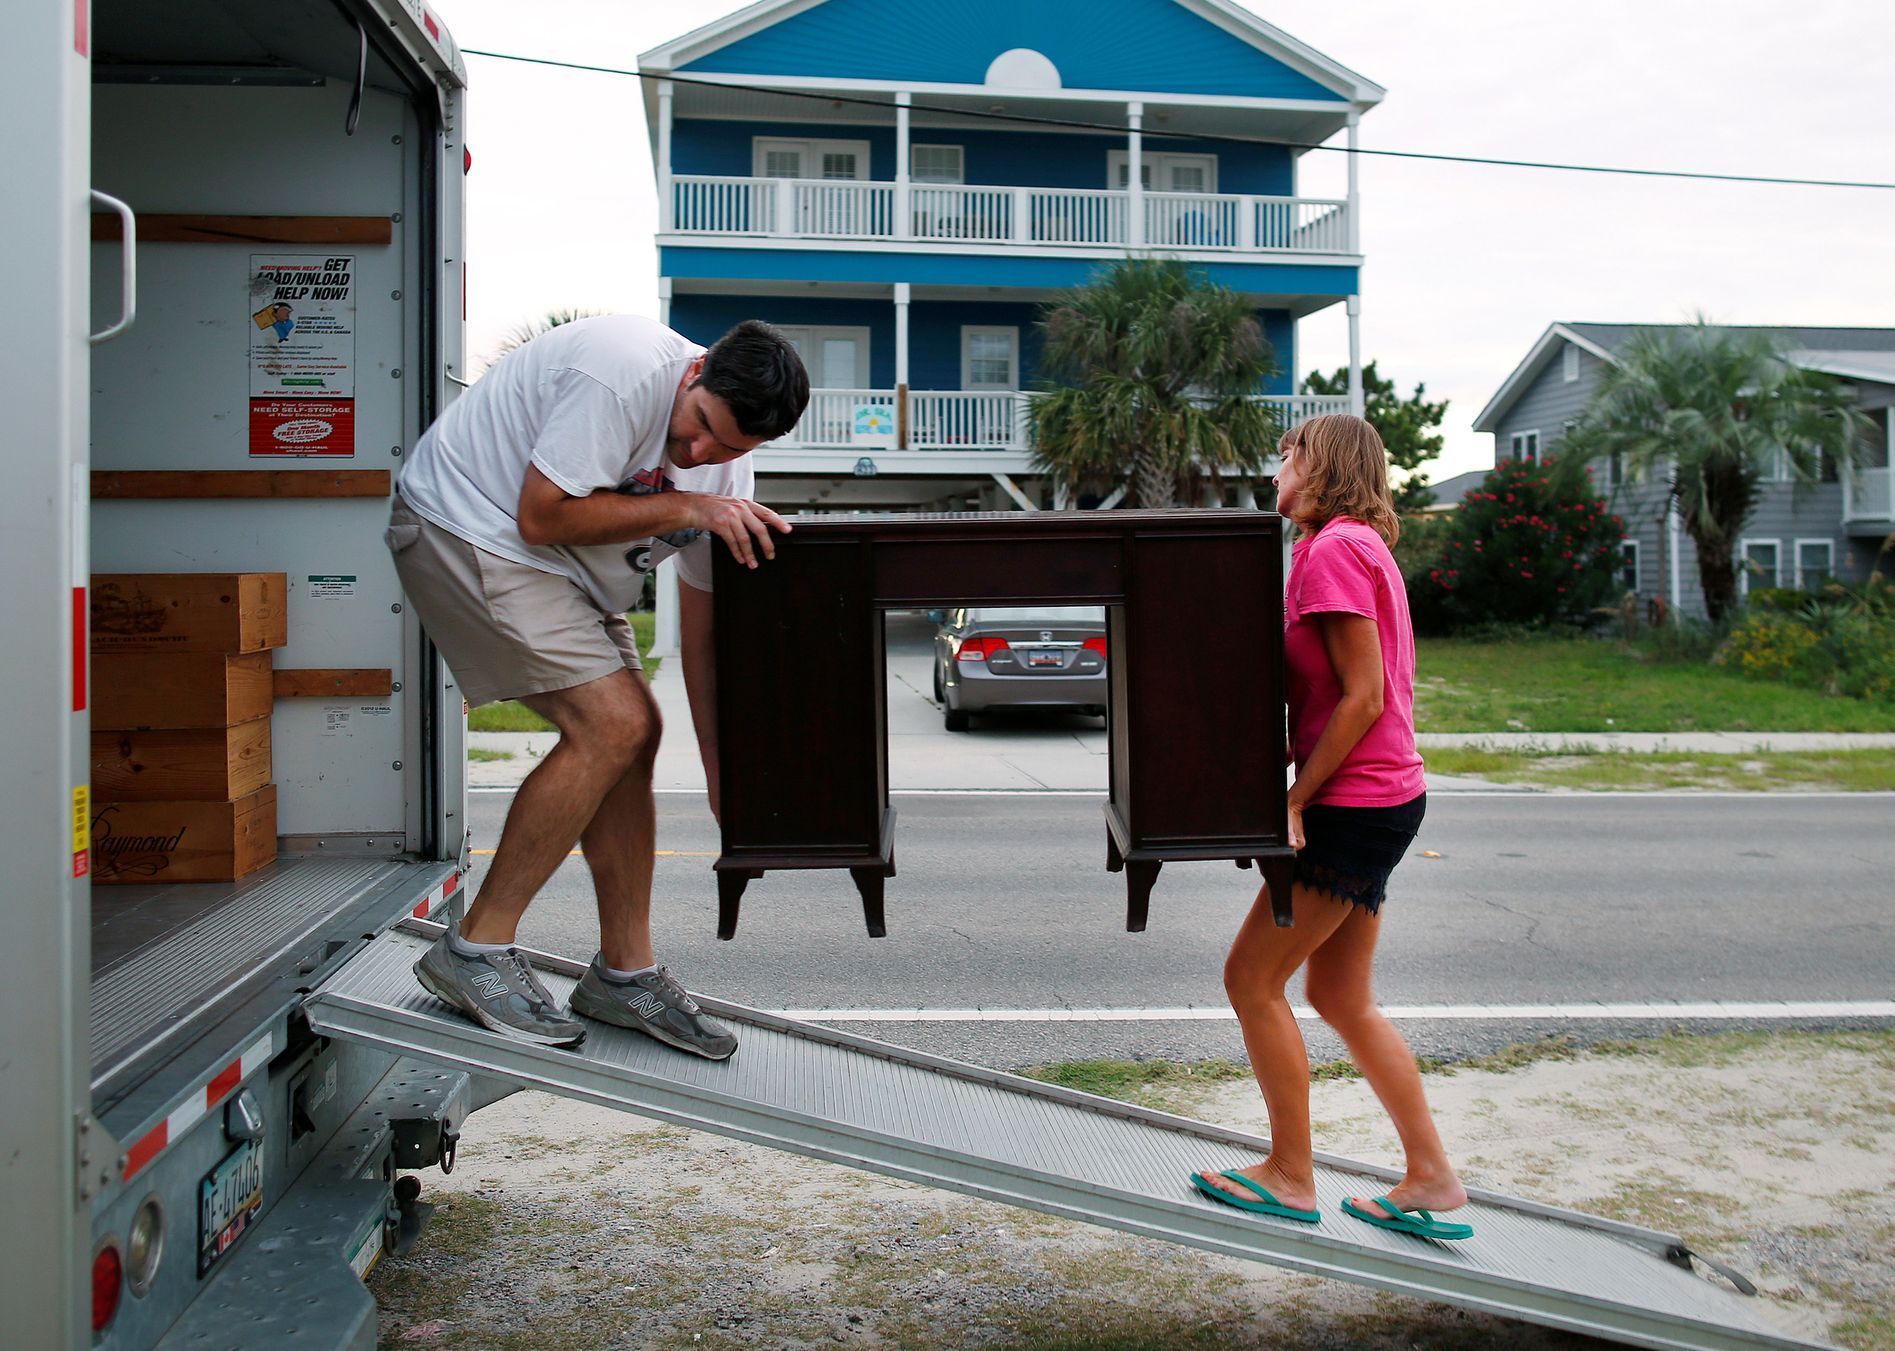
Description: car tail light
956,636,1010,662
93,1242,123,1332
1083,637,1108,658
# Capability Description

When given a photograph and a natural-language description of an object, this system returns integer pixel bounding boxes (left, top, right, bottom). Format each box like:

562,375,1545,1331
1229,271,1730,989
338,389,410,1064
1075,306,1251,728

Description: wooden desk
711,510,1292,939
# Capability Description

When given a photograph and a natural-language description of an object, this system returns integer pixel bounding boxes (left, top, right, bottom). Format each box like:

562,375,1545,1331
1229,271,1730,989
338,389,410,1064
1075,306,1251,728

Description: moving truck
5,1,477,1342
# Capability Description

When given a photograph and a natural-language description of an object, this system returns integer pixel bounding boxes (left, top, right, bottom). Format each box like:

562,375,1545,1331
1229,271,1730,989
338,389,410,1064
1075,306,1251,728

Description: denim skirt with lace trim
1292,792,1427,915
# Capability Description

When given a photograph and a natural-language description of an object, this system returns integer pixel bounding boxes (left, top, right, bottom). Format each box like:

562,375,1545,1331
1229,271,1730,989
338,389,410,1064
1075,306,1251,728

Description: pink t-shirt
1284,517,1426,807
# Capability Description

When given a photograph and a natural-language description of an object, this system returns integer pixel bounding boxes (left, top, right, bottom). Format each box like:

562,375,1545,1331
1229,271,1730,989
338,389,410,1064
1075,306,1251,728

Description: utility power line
461,49,1895,192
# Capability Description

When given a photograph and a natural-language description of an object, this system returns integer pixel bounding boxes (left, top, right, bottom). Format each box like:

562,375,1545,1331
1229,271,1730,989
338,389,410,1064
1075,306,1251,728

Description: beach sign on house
853,401,897,447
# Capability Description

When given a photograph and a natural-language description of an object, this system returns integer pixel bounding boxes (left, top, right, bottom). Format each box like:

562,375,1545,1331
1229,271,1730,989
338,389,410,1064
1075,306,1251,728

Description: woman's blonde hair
1278,413,1400,547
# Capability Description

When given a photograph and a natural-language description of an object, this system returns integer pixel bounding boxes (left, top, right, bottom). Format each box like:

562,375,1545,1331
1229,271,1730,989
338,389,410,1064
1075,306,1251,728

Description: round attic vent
984,48,1062,90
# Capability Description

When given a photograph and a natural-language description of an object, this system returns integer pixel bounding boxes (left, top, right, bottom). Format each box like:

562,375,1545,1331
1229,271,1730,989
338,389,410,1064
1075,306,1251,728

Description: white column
894,281,910,450
657,276,672,328
1667,493,1683,618
657,80,675,232
895,91,912,241
652,558,681,659
893,281,910,387
1127,101,1145,248
1345,108,1360,254
1346,294,1364,417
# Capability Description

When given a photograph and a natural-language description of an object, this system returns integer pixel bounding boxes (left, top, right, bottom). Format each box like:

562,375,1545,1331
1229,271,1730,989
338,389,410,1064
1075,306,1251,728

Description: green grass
1425,746,1895,791
467,612,658,734
466,747,514,763
1417,636,1895,733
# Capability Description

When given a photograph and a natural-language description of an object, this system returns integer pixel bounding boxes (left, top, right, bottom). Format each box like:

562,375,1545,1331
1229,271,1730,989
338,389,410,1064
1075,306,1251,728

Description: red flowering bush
1412,457,1625,632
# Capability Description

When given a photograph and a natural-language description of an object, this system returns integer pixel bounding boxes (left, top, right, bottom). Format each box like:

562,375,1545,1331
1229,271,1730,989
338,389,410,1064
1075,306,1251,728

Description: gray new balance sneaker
568,959,738,1061
413,933,587,1048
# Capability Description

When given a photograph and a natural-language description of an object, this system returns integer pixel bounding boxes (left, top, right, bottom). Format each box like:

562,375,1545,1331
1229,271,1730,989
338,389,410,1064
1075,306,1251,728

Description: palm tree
1030,259,1280,509
1558,322,1866,623
491,307,608,361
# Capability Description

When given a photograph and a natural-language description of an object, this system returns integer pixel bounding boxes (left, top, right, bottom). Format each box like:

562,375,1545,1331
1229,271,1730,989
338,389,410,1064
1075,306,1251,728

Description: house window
962,327,1019,390
775,326,871,389
911,144,964,184
1739,539,1781,595
1795,539,1834,590
1510,430,1540,463
1107,151,1218,193
1607,450,1624,488
1619,539,1640,594
1563,344,1580,382
752,138,870,180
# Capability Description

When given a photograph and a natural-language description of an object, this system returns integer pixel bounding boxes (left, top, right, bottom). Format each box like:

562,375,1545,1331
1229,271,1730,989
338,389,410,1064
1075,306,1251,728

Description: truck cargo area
84,0,466,1116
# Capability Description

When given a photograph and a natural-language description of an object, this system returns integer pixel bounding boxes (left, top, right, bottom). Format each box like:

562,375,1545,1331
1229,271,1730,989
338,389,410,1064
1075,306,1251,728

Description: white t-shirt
397,314,752,611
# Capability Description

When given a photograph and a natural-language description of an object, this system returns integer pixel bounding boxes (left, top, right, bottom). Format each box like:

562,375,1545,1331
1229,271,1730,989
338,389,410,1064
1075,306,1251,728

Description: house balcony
669,176,1354,256
757,388,1347,473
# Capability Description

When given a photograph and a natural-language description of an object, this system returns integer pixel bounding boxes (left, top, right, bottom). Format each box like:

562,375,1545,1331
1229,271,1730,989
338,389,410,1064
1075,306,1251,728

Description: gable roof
1474,322,1895,432
639,0,1382,105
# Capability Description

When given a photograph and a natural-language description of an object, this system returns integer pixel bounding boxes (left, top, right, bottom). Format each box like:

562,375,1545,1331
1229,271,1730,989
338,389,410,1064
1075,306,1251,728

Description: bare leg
1304,902,1467,1215
1200,881,1351,1210
458,670,655,947
576,674,663,971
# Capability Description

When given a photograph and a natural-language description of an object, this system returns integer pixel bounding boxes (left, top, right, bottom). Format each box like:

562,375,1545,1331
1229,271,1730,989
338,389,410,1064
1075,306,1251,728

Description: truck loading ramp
308,927,1821,1351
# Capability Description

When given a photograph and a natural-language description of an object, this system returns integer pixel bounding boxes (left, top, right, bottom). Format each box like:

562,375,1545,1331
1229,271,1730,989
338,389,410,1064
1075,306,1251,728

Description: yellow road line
468,849,716,858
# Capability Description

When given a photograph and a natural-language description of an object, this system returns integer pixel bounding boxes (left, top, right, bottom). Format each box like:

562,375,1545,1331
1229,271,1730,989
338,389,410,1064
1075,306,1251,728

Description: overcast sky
441,0,1891,480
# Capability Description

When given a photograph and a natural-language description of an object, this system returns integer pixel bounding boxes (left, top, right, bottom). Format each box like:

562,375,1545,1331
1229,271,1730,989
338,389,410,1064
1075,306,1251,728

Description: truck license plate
198,1138,264,1276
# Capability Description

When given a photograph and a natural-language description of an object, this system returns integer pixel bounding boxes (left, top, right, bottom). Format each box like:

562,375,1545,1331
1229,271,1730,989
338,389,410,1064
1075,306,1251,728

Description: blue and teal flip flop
1341,1195,1474,1241
1189,1171,1321,1223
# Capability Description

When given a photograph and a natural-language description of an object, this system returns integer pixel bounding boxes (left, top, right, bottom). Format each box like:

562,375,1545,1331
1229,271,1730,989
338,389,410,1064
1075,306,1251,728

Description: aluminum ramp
308,928,1821,1351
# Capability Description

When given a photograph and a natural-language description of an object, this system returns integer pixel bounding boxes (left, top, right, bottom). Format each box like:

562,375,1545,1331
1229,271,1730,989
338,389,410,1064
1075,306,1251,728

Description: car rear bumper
952,667,1106,712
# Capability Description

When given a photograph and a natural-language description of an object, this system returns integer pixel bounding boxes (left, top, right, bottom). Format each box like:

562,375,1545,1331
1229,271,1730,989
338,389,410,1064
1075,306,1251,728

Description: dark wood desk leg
1124,860,1160,933
717,870,756,941
1261,856,1295,928
1106,830,1124,874
851,866,888,938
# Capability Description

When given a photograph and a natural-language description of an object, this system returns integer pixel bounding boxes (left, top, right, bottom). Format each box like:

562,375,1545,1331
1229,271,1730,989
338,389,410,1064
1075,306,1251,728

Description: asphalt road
465,789,1893,1068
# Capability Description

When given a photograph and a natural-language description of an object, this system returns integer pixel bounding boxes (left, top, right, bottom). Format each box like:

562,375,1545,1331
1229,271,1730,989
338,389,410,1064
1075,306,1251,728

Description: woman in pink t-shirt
1191,414,1472,1243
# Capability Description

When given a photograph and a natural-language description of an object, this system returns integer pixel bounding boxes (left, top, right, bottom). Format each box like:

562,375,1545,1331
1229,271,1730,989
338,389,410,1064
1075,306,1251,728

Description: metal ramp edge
306,927,1824,1351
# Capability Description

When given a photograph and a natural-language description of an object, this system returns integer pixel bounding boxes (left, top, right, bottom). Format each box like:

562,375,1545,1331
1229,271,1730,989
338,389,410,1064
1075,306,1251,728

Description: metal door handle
89,189,136,345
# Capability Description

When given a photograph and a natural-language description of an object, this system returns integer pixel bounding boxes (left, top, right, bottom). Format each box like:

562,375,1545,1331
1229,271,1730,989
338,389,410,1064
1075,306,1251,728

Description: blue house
1474,323,1895,619
638,0,1381,513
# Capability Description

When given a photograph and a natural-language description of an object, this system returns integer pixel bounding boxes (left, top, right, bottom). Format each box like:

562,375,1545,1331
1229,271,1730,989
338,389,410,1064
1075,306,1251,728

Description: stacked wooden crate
90,574,285,884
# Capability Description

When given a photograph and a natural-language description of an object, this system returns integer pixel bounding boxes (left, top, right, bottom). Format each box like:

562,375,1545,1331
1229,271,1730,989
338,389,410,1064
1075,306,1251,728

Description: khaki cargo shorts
385,495,641,708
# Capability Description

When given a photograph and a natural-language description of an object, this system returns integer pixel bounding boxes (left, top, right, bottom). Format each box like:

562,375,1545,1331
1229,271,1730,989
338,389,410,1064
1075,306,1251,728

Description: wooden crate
93,651,274,729
92,718,271,801
91,573,287,654
91,786,277,885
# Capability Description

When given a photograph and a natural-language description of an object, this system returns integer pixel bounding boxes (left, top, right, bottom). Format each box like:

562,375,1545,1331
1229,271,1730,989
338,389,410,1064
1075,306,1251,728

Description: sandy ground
370,1030,1894,1350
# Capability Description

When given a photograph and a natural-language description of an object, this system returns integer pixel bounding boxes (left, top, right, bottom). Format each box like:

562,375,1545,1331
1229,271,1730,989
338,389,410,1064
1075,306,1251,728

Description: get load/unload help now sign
248,255,355,457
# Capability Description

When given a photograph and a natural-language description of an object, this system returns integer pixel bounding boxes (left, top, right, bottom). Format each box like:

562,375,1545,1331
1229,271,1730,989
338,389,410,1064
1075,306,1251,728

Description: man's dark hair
696,320,810,439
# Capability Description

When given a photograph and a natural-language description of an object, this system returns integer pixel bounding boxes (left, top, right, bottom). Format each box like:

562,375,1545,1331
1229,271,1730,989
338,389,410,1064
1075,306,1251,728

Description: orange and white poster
248,255,355,456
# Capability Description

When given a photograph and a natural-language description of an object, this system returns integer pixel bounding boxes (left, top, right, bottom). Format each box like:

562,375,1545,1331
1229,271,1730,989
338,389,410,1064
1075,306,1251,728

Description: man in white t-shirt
387,315,808,1057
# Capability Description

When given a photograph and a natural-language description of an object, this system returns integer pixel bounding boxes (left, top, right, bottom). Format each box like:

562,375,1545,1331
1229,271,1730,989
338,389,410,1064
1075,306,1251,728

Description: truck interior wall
89,80,425,845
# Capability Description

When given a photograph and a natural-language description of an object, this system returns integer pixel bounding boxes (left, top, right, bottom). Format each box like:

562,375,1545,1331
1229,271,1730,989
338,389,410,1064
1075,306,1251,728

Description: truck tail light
956,636,1009,662
1083,636,1108,658
92,1242,123,1332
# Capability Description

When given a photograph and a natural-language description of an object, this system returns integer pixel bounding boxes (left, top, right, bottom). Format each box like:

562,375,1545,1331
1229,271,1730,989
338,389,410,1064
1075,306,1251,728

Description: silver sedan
931,605,1108,732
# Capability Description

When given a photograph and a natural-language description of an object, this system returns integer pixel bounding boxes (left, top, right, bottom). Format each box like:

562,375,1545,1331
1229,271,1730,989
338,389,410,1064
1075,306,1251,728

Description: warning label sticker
307,575,357,600
73,784,90,878
249,255,355,457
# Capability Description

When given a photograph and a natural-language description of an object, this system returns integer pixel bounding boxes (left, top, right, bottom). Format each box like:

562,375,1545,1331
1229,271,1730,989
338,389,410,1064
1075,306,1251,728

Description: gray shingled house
1469,323,1895,620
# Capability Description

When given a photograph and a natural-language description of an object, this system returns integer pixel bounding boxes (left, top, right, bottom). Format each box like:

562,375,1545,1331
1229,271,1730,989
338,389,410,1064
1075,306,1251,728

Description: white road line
772,1001,1895,1023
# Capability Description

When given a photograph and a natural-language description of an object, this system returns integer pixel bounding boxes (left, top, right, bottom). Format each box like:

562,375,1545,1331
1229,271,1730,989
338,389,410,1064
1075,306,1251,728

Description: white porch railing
671,176,1354,255
1843,465,1893,521
770,390,1351,453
